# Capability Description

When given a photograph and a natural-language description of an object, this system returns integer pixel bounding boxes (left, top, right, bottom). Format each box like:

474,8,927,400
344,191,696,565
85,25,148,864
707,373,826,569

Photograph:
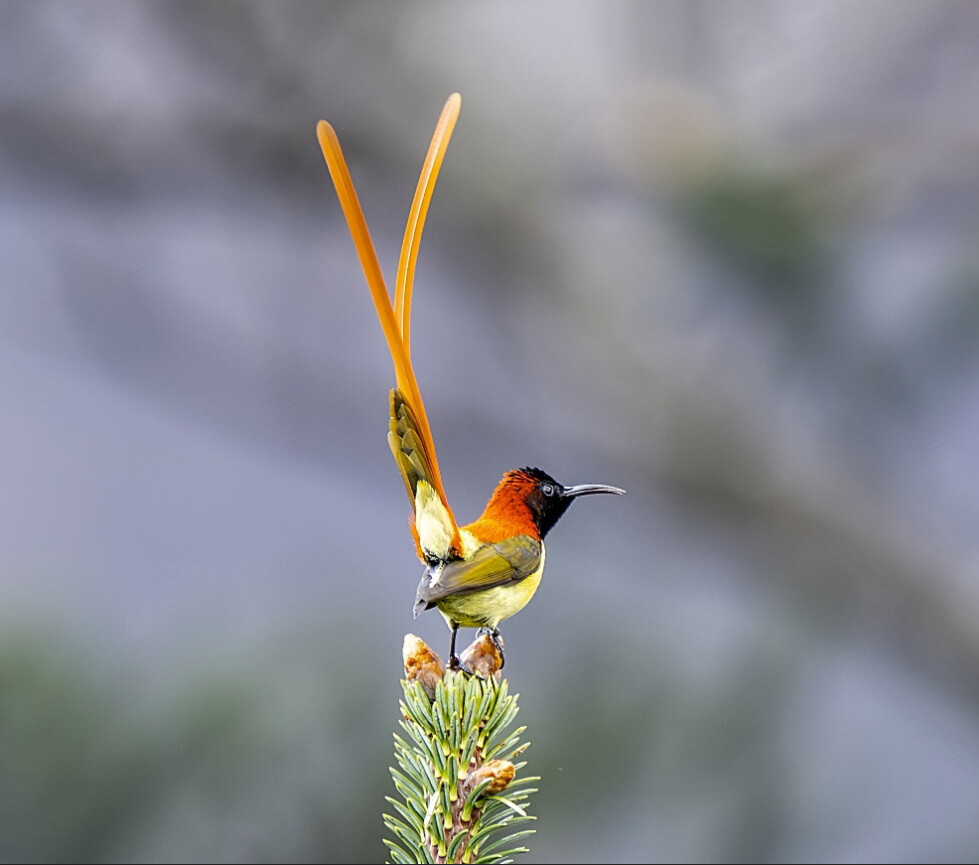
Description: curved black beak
562,483,626,499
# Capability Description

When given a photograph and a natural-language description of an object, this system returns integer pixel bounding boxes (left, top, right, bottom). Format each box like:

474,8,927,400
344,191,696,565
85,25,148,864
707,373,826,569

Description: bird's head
491,467,625,539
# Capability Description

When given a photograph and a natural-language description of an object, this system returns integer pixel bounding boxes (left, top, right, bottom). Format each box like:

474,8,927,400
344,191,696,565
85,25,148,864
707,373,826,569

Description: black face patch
516,468,574,539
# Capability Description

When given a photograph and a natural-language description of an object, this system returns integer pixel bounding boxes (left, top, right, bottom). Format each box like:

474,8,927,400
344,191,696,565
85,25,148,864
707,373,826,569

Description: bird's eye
540,483,555,497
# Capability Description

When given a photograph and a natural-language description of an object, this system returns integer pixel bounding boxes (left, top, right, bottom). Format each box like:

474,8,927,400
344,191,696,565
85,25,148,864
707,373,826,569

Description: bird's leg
448,623,479,675
448,622,462,671
489,628,506,669
475,627,506,668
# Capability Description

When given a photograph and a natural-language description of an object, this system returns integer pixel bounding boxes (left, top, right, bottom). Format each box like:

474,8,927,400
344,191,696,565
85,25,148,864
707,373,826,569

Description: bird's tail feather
317,95,463,555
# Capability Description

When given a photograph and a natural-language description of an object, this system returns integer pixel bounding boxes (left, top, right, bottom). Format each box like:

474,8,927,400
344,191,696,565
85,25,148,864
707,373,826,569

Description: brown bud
459,633,504,680
464,759,515,798
402,634,445,700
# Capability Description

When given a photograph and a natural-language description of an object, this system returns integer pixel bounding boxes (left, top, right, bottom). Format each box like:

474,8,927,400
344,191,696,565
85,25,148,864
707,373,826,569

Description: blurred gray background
2,1,979,862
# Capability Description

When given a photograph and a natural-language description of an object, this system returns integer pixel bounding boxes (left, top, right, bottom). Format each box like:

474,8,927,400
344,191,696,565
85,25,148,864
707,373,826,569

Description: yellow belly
436,549,545,630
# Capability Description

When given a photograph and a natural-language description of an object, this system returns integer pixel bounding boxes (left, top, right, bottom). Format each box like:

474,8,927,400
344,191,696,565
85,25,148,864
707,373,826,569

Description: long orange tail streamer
395,93,461,353
316,95,462,533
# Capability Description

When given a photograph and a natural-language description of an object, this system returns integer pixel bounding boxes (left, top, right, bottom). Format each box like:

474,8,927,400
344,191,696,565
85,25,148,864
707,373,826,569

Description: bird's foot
448,654,476,676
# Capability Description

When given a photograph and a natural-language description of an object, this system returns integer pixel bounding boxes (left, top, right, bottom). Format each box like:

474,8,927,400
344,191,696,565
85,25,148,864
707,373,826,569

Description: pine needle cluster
383,636,538,864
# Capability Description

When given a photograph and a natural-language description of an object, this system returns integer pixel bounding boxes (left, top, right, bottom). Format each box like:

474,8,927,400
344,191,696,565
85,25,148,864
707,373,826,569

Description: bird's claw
448,655,477,676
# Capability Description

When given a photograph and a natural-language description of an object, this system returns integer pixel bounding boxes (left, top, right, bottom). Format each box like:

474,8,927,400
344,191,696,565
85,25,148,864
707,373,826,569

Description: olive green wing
414,535,543,614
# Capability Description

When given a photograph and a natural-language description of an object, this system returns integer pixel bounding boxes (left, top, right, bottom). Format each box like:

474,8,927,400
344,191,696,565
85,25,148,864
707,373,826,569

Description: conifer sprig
383,635,538,864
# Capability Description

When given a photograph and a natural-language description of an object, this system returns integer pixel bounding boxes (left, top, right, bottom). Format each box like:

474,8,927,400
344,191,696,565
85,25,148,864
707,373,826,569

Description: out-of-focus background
2,2,979,862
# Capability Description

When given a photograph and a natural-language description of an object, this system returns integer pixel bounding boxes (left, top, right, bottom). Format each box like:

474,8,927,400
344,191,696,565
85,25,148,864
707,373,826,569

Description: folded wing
414,535,543,613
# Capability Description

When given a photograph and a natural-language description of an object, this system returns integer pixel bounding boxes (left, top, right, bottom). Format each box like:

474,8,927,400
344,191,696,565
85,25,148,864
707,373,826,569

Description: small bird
317,94,624,670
